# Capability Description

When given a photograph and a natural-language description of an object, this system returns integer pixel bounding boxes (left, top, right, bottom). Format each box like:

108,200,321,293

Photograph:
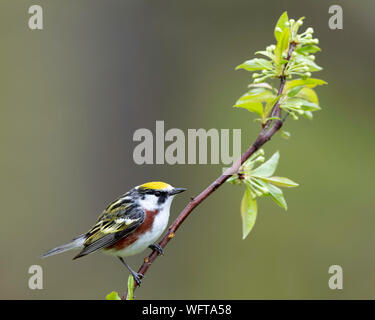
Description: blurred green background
1,0,374,299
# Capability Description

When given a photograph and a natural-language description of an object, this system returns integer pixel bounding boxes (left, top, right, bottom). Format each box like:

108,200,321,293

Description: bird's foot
131,272,144,286
149,243,164,255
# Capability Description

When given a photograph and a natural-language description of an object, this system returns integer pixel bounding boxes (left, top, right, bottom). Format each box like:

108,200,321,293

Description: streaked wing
73,194,144,259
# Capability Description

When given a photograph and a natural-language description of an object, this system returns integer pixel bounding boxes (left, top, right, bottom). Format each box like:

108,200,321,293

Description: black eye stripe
138,188,168,198
157,193,167,204
147,190,166,196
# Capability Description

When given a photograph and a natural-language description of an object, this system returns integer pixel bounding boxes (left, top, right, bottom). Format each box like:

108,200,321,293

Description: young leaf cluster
227,149,298,239
234,12,326,124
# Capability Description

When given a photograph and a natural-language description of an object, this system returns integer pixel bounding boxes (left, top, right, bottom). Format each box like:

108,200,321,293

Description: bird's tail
41,235,86,258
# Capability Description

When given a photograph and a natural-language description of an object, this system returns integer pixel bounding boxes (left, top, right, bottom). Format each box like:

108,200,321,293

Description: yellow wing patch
84,217,141,245
140,181,170,190
106,201,130,214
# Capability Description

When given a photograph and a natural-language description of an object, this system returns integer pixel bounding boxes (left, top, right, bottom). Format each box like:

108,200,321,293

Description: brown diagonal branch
122,42,296,300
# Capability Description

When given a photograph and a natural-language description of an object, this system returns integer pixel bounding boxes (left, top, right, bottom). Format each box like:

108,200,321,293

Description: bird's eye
154,191,161,197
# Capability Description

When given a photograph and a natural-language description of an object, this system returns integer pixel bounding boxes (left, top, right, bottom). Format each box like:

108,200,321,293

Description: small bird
42,181,186,285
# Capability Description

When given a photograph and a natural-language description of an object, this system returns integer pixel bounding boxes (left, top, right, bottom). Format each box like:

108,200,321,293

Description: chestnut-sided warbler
42,181,186,285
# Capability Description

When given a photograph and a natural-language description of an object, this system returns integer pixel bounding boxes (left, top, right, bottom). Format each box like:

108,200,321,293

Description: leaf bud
255,156,265,163
306,27,314,34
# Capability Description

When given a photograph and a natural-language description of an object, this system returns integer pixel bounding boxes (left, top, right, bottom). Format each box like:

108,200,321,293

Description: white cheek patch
140,194,159,211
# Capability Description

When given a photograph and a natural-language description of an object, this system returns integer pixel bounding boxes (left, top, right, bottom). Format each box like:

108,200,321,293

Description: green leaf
234,101,263,116
258,180,288,210
241,186,258,239
237,88,276,103
235,58,273,71
305,60,322,72
267,183,288,210
296,44,321,55
299,99,321,111
282,97,321,112
287,85,304,97
286,78,327,90
234,88,276,117
255,50,274,59
258,176,299,188
251,151,279,178
275,28,290,69
126,275,135,300
248,177,269,196
106,291,121,300
295,55,322,72
264,96,279,117
295,87,319,104
248,82,273,90
274,11,289,41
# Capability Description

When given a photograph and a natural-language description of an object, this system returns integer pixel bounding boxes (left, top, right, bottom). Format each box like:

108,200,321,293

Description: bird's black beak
169,188,187,195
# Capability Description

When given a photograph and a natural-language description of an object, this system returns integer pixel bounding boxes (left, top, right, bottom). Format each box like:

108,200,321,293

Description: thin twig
263,41,296,132
122,41,297,300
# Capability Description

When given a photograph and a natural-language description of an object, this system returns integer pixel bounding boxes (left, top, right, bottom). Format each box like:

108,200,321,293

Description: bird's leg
118,257,144,286
149,243,164,255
